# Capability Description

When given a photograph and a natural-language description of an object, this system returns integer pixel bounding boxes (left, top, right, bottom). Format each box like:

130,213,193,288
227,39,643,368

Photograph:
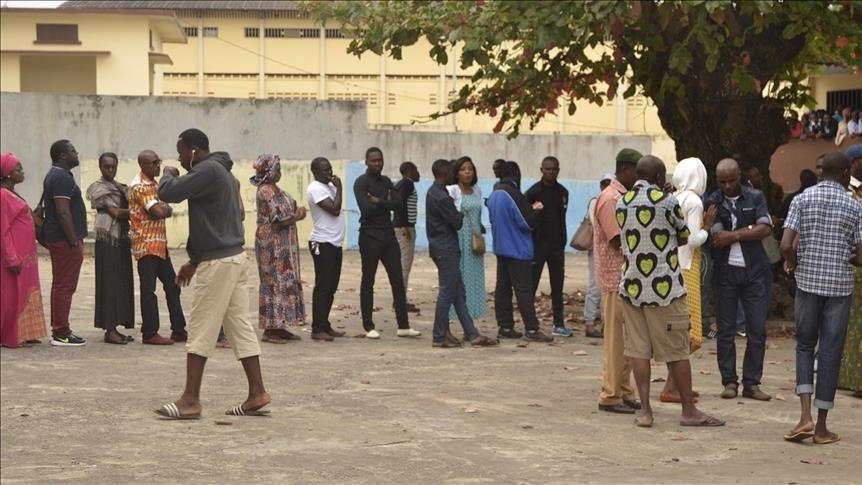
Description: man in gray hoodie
153,128,270,419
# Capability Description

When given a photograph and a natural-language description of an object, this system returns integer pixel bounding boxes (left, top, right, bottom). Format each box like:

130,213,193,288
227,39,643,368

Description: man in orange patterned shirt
129,150,186,345
593,148,642,414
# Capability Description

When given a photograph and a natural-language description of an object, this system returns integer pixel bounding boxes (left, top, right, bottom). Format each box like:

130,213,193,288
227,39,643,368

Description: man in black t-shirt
42,139,88,346
525,156,573,337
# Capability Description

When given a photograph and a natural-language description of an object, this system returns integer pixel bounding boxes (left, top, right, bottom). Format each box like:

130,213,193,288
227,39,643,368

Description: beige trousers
394,227,416,291
186,252,261,360
598,292,635,405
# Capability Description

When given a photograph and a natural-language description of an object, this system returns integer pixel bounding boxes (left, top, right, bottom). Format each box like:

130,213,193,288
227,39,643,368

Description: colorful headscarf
1,152,20,178
250,154,281,186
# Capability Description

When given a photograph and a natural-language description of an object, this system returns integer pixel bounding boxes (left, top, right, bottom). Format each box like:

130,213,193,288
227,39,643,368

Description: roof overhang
1,50,111,57
148,51,173,65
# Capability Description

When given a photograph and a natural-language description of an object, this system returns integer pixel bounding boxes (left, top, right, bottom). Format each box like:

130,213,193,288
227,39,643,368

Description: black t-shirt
525,181,568,249
43,166,88,242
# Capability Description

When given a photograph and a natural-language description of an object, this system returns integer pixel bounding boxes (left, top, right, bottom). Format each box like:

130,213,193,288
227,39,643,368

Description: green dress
837,267,861,392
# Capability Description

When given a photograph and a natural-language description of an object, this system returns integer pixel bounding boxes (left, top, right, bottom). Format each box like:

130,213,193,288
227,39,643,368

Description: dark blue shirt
705,185,772,276
43,166,88,242
425,181,463,256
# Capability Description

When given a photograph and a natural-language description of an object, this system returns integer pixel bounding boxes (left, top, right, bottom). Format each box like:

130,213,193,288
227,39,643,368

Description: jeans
495,255,540,331
310,241,342,333
359,233,409,331
715,265,769,388
532,243,565,326
794,289,851,410
431,251,479,343
47,239,83,338
584,250,602,323
137,255,186,339
700,250,713,334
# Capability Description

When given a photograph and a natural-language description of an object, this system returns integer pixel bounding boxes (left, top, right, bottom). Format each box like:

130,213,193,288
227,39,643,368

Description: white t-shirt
306,180,345,246
725,196,746,267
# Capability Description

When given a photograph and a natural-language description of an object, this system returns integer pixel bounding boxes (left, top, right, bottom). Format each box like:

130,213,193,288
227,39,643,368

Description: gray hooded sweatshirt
158,151,244,265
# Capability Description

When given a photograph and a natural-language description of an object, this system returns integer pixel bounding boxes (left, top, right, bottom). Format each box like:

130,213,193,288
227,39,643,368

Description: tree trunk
657,92,789,193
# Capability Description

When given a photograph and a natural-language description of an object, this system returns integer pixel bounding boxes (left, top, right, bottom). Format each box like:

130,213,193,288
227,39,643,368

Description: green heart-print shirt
616,180,690,307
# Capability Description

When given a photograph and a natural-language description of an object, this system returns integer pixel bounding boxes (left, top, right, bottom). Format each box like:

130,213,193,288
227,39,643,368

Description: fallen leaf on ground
573,350,588,356
563,366,579,371
651,377,666,382
214,420,233,426
353,333,367,338
671,436,689,441
699,370,712,375
800,458,826,465
767,361,782,365
527,403,543,407
521,424,534,429
588,341,601,346
775,394,786,401
463,407,479,413
360,380,370,385
516,343,529,348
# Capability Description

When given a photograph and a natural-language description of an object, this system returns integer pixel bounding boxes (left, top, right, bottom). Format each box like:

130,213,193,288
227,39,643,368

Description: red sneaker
143,334,174,345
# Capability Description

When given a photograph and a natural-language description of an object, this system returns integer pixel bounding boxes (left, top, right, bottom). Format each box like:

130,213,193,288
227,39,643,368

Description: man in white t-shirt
306,157,347,341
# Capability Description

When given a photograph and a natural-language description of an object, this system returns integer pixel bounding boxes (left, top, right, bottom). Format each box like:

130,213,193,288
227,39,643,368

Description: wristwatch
747,225,753,230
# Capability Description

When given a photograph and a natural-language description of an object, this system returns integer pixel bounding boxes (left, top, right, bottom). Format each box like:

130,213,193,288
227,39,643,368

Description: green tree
307,0,861,188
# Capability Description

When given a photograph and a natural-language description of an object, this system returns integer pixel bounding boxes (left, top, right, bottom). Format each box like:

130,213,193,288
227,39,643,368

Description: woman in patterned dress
251,155,307,344
837,182,862,396
0,152,47,348
447,156,487,321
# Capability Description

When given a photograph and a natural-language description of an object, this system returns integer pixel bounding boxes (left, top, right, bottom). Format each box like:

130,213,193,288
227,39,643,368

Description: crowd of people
1,132,860,439
786,106,862,146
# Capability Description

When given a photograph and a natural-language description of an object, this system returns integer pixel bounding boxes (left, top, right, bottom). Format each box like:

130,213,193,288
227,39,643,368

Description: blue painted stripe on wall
344,161,602,252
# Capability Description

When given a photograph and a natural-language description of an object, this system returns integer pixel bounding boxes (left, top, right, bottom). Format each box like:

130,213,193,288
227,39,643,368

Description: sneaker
366,329,381,339
524,330,554,342
51,334,87,346
736,329,747,338
397,328,422,337
552,326,573,337
497,328,523,339
705,328,717,340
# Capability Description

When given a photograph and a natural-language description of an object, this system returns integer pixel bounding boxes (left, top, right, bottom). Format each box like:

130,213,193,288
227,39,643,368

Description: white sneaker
366,329,381,339
397,328,422,337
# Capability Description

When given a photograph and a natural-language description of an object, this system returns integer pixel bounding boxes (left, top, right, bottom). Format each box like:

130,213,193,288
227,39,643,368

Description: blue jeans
794,289,851,410
431,252,479,343
715,265,769,389
583,250,602,323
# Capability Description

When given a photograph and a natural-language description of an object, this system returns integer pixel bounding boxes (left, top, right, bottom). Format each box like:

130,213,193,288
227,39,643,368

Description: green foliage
305,0,861,139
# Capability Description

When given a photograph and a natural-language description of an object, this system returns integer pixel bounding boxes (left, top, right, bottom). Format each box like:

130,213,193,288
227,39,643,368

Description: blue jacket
704,185,772,277
487,179,536,260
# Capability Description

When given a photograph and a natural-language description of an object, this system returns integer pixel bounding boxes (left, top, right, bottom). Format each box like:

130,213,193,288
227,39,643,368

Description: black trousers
310,241,342,333
495,255,540,331
137,254,186,339
359,233,409,331
532,243,565,326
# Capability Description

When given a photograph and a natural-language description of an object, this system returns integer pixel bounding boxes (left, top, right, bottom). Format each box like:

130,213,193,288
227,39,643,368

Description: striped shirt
785,180,862,297
128,172,168,260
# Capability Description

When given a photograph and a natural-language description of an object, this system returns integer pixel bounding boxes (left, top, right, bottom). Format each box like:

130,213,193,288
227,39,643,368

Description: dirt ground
1,250,860,484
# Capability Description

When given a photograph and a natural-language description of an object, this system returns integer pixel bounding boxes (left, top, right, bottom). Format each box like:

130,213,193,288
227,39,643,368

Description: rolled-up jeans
794,289,851,410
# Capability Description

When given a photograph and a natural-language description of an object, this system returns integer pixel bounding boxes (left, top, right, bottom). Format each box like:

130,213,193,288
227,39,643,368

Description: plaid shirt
785,180,862,297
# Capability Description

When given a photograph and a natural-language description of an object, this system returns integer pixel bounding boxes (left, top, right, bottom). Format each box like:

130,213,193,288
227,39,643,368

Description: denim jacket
704,185,772,276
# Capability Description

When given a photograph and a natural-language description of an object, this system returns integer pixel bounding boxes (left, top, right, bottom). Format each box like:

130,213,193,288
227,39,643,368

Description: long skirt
837,267,862,392
93,239,135,330
682,247,703,353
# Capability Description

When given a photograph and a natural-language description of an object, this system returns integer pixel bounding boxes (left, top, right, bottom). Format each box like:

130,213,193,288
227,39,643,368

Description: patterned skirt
682,247,702,353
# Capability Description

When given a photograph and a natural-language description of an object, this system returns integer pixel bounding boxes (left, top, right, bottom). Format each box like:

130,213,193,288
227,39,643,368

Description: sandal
469,335,499,347
155,402,201,420
432,340,460,348
680,415,725,427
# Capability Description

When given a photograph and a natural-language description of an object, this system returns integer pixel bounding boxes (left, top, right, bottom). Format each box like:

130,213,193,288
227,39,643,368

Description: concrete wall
0,92,652,250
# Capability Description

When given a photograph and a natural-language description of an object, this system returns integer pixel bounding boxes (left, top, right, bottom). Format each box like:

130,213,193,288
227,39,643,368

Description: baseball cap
846,144,862,160
616,148,642,165
600,173,615,182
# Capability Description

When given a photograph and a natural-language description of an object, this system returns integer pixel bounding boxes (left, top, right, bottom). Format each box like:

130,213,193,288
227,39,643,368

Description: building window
244,27,259,38
183,27,198,37
202,27,218,37
325,29,345,39
35,24,80,45
264,28,319,38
